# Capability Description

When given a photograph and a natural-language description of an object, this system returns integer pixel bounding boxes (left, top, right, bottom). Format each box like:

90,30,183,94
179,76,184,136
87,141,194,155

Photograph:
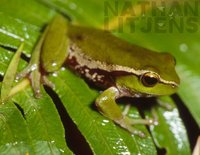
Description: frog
17,15,180,137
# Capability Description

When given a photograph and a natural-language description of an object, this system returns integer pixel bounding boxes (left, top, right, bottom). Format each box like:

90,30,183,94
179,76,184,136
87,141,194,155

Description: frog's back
67,24,178,84
68,25,167,70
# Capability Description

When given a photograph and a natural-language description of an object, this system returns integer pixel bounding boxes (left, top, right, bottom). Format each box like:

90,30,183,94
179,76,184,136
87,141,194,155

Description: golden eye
141,72,159,87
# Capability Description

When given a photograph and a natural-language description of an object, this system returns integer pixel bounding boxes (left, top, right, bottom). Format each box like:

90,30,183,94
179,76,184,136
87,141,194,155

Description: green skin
18,15,180,137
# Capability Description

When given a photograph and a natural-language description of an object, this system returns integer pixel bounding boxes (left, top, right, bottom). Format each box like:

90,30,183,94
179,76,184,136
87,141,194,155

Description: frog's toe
42,76,55,89
127,125,146,137
116,117,146,137
29,71,42,98
122,104,156,125
127,117,156,125
16,66,31,80
34,88,42,98
133,130,146,138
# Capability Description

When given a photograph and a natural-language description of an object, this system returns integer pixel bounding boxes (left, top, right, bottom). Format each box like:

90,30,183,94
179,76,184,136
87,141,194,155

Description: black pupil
143,75,158,87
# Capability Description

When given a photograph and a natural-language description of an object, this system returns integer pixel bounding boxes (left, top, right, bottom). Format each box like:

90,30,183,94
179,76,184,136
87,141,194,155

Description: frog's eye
141,72,159,87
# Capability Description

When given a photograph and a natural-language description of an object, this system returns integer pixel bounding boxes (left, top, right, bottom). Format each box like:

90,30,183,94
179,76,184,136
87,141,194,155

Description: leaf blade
1,43,23,101
50,68,157,155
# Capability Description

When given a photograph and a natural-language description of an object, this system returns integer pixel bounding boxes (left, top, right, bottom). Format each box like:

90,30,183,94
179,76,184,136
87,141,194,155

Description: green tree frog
17,15,180,137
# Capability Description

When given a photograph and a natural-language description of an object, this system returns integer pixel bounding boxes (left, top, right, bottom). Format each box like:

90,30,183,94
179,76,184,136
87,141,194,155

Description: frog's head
116,53,180,96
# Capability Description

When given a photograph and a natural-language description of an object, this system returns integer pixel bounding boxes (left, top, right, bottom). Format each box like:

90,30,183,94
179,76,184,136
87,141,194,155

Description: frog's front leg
96,86,154,137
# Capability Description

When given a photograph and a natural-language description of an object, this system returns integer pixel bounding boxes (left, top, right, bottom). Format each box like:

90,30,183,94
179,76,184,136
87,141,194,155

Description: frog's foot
16,64,35,80
29,73,54,98
112,104,156,137
122,104,157,125
16,65,42,98
115,116,146,137
16,65,54,98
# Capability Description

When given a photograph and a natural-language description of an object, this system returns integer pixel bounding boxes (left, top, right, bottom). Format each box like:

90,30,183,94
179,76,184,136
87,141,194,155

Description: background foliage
0,0,199,154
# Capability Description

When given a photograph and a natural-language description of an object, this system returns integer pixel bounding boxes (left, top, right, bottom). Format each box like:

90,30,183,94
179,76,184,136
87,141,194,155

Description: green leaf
1,43,23,101
0,12,39,56
0,0,197,154
0,0,55,27
0,101,33,155
177,65,200,126
0,47,27,76
0,0,55,56
50,68,157,155
0,47,72,154
38,0,106,26
145,97,191,155
12,87,73,155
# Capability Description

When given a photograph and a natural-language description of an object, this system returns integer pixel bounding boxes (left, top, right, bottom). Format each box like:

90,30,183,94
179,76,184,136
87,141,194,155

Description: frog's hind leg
16,48,42,98
16,24,49,98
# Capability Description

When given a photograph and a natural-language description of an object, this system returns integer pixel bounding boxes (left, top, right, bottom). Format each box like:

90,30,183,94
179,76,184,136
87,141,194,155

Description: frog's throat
68,43,178,87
